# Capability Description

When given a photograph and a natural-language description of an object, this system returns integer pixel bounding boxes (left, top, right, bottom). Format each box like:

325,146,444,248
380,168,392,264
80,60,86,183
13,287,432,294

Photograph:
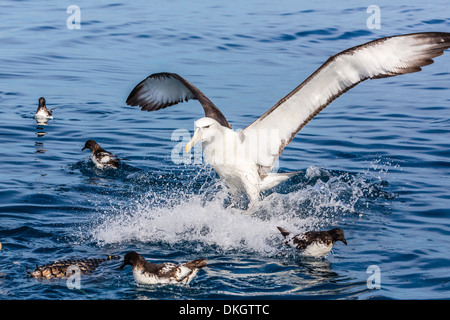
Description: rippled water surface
1,1,449,300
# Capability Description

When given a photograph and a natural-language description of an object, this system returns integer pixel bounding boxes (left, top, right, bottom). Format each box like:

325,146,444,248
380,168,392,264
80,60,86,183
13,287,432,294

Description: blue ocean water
0,0,449,301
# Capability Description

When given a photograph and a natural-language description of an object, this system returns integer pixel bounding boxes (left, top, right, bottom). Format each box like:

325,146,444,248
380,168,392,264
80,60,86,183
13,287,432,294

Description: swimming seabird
126,32,450,206
34,97,53,121
277,226,347,258
26,255,121,279
82,139,121,169
119,251,207,285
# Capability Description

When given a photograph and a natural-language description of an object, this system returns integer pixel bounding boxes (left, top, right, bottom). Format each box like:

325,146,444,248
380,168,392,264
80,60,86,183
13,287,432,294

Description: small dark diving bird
120,251,207,285
26,255,121,279
82,139,121,169
34,97,53,121
125,32,450,207
277,226,347,258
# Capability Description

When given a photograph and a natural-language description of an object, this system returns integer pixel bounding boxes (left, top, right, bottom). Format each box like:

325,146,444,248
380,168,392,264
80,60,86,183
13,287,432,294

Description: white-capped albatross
126,32,450,206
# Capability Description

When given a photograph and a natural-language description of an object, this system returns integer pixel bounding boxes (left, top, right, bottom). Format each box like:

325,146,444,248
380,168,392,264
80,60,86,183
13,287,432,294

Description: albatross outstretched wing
126,72,231,128
241,32,450,178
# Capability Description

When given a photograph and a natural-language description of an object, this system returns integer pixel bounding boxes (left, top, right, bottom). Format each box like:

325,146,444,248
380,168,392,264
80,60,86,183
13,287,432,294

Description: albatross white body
186,117,297,203
126,32,450,205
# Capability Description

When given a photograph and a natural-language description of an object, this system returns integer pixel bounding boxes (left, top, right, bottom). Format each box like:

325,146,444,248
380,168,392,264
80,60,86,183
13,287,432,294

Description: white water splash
90,192,315,255
88,164,393,256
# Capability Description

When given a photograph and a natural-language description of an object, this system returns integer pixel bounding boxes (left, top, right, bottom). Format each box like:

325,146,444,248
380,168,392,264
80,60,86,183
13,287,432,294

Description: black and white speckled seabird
119,251,207,285
82,139,121,169
34,97,53,120
26,255,121,279
277,226,347,258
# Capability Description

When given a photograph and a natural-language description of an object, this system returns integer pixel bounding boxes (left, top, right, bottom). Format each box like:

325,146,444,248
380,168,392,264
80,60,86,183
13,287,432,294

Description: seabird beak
342,239,347,245
119,262,126,270
186,128,202,153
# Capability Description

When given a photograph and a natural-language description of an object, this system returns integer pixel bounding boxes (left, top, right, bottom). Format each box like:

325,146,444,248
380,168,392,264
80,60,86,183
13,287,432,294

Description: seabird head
186,117,222,153
82,139,100,152
119,251,142,270
329,228,347,245
37,97,47,111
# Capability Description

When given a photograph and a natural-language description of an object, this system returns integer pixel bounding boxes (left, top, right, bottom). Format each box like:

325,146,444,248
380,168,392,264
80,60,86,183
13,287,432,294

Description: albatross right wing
126,72,231,128
241,32,450,178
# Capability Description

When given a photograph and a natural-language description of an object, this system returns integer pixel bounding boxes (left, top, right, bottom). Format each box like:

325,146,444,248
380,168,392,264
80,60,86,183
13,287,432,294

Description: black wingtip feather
277,226,290,238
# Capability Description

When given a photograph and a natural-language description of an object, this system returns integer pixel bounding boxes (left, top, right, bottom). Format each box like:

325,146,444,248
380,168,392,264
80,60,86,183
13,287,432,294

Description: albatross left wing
241,32,450,178
126,72,231,128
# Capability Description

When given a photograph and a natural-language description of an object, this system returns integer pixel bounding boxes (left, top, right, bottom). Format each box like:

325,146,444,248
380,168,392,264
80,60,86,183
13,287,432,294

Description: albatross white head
185,117,224,154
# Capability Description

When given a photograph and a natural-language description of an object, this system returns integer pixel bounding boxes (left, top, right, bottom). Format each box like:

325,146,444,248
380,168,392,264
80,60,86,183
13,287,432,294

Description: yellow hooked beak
185,128,202,153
